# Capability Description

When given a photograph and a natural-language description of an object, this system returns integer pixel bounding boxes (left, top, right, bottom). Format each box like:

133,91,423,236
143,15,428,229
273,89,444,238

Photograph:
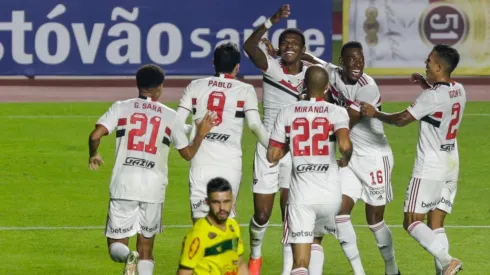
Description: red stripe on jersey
285,126,291,133
279,80,302,93
237,101,244,108
192,98,197,105
117,118,127,126
432,111,443,118
358,77,367,86
165,127,171,136
269,139,286,148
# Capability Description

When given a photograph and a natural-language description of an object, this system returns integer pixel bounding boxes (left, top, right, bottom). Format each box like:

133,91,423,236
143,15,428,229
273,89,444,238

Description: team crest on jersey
208,232,217,239
229,224,235,232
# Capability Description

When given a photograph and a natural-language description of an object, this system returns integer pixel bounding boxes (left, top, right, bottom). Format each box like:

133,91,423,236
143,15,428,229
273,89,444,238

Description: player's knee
253,211,271,225
366,205,385,225
403,213,423,231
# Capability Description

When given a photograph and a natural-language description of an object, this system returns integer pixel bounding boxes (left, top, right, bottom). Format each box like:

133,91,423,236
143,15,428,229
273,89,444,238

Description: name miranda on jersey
134,102,162,113
294,106,329,113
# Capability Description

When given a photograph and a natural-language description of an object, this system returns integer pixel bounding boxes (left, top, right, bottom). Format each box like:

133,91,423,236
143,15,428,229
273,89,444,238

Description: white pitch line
1,113,490,119
1,223,489,231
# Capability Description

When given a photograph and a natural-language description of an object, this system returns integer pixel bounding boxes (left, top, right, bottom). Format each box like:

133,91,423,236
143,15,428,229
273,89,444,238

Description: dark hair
341,41,363,57
207,177,232,197
279,28,306,46
136,64,165,90
213,42,241,73
433,44,460,74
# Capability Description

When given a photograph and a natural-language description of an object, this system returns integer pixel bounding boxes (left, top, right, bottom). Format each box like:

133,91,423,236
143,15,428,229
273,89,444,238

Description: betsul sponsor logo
192,199,207,210
291,230,313,238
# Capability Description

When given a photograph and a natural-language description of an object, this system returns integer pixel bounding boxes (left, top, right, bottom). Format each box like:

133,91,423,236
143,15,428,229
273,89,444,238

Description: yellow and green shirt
179,217,244,275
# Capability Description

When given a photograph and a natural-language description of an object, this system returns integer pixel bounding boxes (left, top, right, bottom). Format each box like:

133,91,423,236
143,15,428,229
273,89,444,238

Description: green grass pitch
1,101,489,274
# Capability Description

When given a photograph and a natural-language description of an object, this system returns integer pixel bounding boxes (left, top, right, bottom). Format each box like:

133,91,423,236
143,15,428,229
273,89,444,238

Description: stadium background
0,0,489,274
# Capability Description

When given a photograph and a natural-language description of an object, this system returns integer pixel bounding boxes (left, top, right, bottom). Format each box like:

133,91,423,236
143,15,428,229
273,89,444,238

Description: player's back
101,97,179,203
280,99,349,205
188,74,255,169
408,81,467,180
325,63,391,155
262,57,309,131
180,217,243,275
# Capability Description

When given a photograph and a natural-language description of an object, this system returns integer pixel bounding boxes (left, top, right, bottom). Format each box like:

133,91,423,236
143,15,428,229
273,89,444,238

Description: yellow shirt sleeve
179,228,205,269
233,219,244,257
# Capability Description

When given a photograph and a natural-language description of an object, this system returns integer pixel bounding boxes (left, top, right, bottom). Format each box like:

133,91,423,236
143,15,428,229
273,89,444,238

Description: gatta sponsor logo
123,157,155,169
205,132,230,142
296,164,329,173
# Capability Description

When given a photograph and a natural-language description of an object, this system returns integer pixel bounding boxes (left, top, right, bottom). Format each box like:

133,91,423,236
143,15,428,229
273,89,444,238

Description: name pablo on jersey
208,80,233,89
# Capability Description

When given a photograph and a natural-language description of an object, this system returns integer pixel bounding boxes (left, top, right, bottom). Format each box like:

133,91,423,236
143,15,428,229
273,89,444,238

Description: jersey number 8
207,91,225,126
292,117,331,156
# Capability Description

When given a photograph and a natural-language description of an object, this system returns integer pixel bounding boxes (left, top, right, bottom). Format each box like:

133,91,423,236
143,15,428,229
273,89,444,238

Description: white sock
291,267,308,275
369,220,399,274
433,228,449,274
109,242,130,263
249,217,268,259
281,243,293,275
336,215,365,275
137,260,155,275
408,221,452,267
308,244,324,275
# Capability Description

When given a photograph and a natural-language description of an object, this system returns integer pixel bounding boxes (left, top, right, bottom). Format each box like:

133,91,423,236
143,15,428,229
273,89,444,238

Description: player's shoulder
358,73,378,89
227,218,241,235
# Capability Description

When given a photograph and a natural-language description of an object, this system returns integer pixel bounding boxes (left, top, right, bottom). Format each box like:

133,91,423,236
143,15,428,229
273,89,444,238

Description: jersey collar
309,97,325,102
214,73,235,79
138,95,157,102
433,81,450,86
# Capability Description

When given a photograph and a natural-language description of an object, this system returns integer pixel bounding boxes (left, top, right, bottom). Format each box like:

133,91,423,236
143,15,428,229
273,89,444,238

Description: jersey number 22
292,117,330,156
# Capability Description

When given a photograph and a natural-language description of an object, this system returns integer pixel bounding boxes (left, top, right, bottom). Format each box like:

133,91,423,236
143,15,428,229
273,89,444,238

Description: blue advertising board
0,0,332,76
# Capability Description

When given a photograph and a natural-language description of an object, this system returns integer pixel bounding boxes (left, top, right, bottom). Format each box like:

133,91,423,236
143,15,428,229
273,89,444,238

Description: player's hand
410,73,431,90
337,158,348,168
89,153,104,170
270,4,291,24
196,111,218,136
261,38,279,57
359,101,377,118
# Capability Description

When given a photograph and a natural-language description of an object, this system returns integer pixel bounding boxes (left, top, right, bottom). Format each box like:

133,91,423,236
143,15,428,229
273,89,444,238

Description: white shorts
282,203,340,244
341,154,394,206
189,165,242,219
105,199,162,239
252,142,292,194
403,177,458,214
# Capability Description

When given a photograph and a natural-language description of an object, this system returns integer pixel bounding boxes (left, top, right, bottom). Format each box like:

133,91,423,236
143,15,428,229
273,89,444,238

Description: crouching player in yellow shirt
177,177,249,275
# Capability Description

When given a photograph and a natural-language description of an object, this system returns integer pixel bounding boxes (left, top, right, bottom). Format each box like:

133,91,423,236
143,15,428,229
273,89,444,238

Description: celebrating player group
87,3,466,275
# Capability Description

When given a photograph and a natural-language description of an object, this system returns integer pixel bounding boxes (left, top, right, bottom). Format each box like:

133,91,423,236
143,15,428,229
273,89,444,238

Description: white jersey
324,63,392,156
406,81,466,181
179,73,260,170
96,96,189,203
261,48,310,132
270,98,350,204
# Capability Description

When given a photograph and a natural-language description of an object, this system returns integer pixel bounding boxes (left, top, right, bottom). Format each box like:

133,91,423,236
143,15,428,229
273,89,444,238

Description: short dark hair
279,28,306,46
433,44,460,74
341,41,363,57
206,177,232,197
136,64,165,90
213,43,241,73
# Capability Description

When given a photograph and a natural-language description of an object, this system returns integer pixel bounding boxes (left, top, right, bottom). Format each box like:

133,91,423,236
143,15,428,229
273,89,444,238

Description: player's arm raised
243,4,290,71
173,111,218,161
361,105,416,127
245,86,269,148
